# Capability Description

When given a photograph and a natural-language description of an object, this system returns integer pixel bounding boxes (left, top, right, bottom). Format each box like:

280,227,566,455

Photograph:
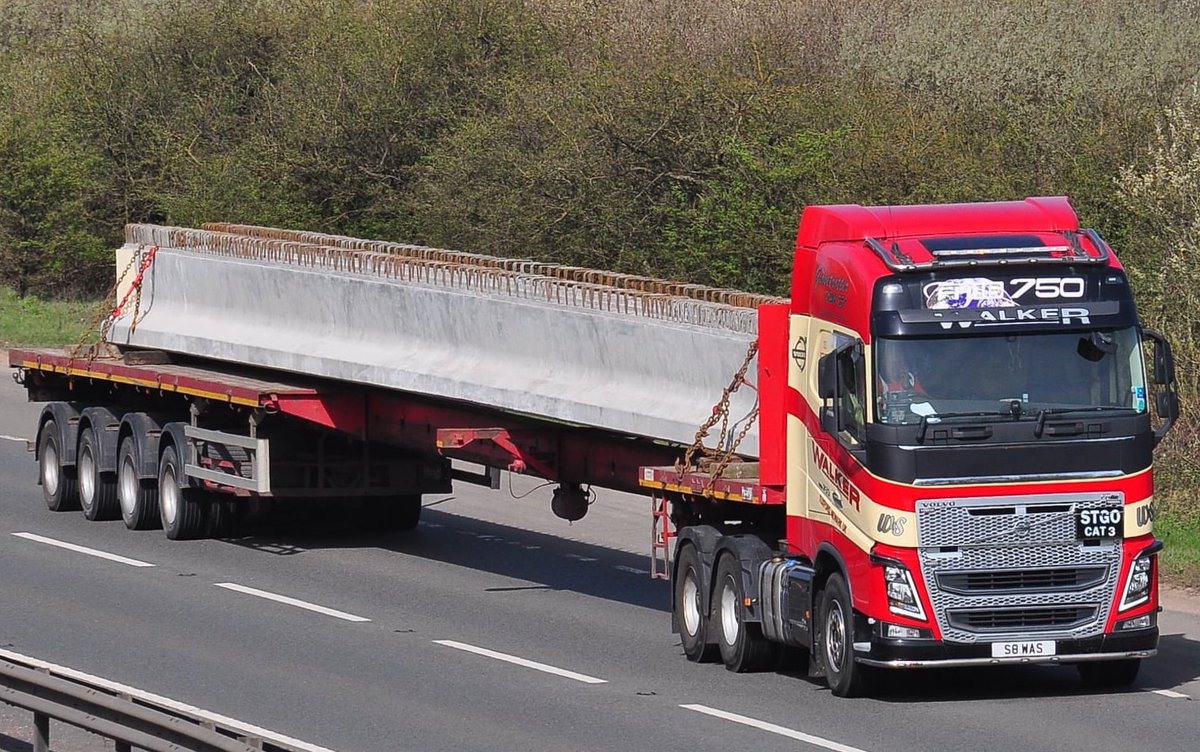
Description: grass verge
0,286,100,348
1158,512,1200,591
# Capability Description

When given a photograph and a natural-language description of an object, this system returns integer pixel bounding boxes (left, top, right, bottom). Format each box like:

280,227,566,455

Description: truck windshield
872,327,1147,425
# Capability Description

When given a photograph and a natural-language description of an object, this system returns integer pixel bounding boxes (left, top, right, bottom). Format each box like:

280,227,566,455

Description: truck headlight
1119,554,1153,611
884,564,926,620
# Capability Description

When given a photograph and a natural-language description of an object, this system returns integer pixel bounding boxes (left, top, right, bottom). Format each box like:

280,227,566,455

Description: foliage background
1,0,1198,534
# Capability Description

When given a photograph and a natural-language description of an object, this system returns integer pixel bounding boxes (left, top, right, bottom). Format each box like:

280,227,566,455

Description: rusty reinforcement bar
0,653,326,752
125,224,777,335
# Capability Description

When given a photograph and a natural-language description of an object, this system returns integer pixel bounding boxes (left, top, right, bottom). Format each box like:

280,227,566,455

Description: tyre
118,436,160,530
158,444,206,540
674,544,716,662
819,573,870,697
78,427,119,521
38,419,79,512
1078,659,1140,688
714,554,778,672
362,494,422,531
204,496,238,538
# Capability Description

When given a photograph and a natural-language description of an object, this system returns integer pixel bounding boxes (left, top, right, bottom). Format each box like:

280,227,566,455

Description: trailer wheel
118,437,160,530
674,544,716,662
78,427,119,521
38,419,79,512
714,554,778,672
1077,659,1140,687
158,444,205,540
820,573,870,697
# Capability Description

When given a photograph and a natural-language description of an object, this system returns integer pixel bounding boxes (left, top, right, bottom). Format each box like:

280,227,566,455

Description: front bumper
855,627,1158,669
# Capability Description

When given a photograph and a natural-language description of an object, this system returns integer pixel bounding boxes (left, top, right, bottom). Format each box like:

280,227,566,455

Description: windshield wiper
917,411,1012,443
1033,406,1139,438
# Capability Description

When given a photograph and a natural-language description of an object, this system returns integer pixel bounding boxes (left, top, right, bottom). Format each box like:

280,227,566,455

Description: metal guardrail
0,651,332,752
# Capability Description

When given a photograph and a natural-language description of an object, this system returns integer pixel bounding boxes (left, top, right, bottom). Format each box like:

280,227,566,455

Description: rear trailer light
884,564,927,621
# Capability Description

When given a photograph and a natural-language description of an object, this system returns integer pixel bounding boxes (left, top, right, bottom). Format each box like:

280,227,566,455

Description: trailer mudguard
79,406,125,474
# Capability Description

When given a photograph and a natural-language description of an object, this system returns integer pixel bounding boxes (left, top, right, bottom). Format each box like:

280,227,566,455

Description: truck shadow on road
222,505,672,613
856,632,1200,702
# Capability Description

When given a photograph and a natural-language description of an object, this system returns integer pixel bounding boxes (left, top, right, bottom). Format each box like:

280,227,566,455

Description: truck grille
947,605,1098,633
936,566,1109,595
916,492,1122,643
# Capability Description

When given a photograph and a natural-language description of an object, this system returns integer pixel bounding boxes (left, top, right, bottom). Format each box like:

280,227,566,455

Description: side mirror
817,351,838,400
1142,326,1180,446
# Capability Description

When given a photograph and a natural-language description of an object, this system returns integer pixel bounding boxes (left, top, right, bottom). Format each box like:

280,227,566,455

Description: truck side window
837,345,866,445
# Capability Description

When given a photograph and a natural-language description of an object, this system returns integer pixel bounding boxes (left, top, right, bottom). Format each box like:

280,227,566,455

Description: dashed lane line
214,582,371,623
0,434,28,443
12,532,155,568
433,639,608,684
681,704,870,752
1152,689,1190,699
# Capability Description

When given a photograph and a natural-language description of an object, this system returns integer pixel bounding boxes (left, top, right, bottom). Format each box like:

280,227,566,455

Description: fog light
886,623,922,639
1118,614,1153,631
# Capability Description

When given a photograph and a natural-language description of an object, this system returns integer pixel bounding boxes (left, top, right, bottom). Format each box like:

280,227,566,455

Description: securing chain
67,245,158,362
676,340,759,489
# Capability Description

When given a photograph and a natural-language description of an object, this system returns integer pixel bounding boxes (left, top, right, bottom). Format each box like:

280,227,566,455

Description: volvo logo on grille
1012,520,1032,536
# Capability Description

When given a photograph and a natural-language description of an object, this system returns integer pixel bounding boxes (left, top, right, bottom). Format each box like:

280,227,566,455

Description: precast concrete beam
110,237,761,456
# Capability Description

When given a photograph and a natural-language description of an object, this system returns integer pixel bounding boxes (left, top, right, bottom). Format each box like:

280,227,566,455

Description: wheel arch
117,412,166,480
36,403,81,467
78,406,124,475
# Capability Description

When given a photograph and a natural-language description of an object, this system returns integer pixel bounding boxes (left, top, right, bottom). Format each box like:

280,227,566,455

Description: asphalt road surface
2,366,1199,751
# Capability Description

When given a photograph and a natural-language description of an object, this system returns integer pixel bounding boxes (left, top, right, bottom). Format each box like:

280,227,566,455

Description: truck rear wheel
820,573,870,697
674,544,716,662
39,419,79,512
118,436,161,530
715,554,778,672
1077,658,1140,687
78,427,119,521
158,444,205,540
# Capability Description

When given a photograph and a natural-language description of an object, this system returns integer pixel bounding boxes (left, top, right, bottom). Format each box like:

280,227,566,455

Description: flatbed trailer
10,346,687,539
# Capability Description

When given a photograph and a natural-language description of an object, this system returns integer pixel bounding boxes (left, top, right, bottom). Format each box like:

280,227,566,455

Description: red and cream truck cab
643,196,1179,696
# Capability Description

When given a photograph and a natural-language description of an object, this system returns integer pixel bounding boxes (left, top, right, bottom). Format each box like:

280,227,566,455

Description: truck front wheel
674,544,715,662
714,554,778,672
820,573,870,697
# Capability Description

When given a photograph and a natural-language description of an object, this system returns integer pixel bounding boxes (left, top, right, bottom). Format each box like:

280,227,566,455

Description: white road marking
12,532,155,568
433,639,607,684
0,648,336,752
1152,689,1190,699
681,704,869,752
1,434,28,443
214,583,371,623
614,565,647,575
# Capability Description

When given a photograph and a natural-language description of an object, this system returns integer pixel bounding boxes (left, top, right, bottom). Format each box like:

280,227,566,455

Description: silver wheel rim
826,598,847,673
79,442,96,506
119,453,138,518
682,571,701,636
720,579,740,646
160,465,179,527
42,442,60,496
